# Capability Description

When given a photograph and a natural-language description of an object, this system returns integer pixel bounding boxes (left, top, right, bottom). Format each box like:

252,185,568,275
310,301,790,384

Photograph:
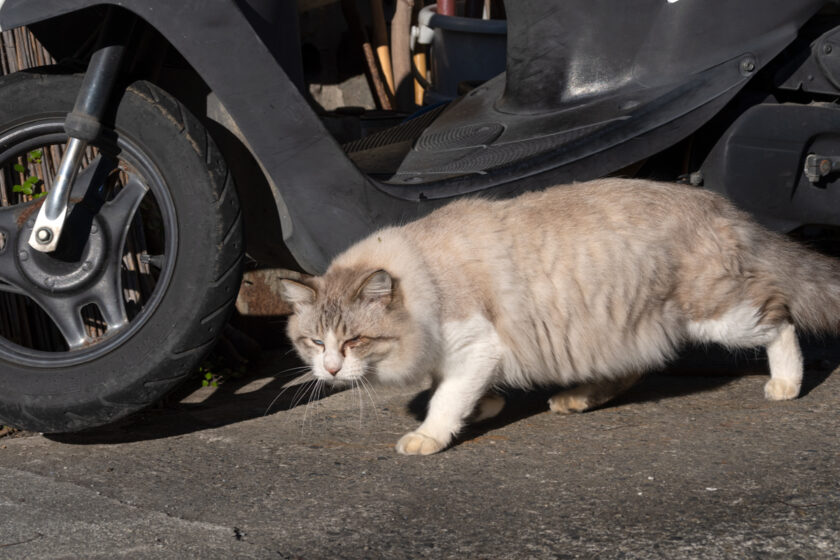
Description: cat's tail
768,234,840,334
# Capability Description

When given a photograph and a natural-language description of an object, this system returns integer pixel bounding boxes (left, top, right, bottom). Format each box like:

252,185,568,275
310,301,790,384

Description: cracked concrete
0,468,242,558
1,342,839,559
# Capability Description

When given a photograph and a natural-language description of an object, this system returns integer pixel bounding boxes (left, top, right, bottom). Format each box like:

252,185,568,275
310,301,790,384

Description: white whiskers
263,365,314,416
264,362,384,435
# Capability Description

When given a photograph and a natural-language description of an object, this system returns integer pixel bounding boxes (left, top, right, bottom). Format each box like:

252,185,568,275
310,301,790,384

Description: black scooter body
0,0,835,271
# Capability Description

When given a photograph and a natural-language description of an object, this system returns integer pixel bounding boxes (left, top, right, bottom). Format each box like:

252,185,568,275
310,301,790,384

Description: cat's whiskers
301,378,326,434
280,346,299,358
351,378,364,428
276,374,322,427
291,377,318,410
275,365,314,377
358,375,381,426
263,367,315,416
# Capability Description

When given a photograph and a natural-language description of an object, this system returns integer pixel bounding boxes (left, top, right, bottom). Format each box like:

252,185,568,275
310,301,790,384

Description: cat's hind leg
764,322,802,400
686,306,803,400
549,373,642,414
471,393,505,422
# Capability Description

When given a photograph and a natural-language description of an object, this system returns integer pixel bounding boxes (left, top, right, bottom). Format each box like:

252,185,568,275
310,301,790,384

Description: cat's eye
343,336,364,350
311,338,324,347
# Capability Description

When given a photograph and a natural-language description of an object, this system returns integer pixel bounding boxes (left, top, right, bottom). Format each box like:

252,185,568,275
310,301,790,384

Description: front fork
27,9,130,253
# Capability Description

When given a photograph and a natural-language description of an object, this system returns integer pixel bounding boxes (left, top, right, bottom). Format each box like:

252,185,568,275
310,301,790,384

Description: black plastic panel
501,0,827,113
703,103,840,231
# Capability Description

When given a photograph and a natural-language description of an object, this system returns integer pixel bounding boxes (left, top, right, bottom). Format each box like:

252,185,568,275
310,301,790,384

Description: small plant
199,367,219,388
12,149,46,198
196,347,249,389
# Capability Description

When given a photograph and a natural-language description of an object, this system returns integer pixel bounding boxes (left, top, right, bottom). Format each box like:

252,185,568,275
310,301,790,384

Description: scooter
0,0,836,433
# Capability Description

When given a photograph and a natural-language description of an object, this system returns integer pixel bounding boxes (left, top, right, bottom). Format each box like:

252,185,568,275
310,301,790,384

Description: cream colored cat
278,178,839,455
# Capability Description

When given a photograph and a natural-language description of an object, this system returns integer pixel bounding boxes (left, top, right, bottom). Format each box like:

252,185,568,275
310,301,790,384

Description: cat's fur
278,178,840,455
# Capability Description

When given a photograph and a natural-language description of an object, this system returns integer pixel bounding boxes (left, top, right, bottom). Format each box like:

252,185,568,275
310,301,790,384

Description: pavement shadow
440,375,737,448
446,341,839,447
46,348,347,445
47,340,838,446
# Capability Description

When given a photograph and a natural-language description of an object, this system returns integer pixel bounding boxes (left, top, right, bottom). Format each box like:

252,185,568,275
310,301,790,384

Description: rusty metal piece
15,198,45,229
804,153,840,184
236,268,311,317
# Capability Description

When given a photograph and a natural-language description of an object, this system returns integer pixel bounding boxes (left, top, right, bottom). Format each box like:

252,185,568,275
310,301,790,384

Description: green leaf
13,163,25,173
204,372,213,380
12,184,24,193
22,186,33,195
202,380,209,387
211,381,218,388
24,176,39,187
27,149,43,163
33,192,47,199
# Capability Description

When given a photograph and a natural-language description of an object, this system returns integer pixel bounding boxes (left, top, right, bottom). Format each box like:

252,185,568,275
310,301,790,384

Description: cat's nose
323,354,343,375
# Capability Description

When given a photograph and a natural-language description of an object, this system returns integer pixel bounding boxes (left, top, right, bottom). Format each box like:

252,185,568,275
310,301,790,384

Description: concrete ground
1,342,838,559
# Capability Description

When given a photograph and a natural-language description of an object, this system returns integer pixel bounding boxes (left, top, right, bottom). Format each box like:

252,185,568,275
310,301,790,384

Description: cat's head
279,267,421,385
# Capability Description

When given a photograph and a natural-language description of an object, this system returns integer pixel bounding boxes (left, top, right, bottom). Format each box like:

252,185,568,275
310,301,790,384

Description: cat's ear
278,278,317,310
356,269,393,303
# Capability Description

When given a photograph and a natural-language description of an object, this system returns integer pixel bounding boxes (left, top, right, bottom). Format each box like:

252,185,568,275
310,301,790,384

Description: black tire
0,69,243,432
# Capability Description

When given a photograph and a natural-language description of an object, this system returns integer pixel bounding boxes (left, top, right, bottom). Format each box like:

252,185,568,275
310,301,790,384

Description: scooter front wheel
0,69,243,433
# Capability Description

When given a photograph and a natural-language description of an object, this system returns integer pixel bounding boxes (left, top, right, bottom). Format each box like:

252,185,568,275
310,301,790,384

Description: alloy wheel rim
0,118,179,367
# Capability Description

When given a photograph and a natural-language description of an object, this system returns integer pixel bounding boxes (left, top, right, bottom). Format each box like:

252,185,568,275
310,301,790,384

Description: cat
277,178,840,455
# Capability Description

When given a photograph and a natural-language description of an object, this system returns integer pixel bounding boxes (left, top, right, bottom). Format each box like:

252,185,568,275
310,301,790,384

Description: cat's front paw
764,379,800,401
395,431,446,455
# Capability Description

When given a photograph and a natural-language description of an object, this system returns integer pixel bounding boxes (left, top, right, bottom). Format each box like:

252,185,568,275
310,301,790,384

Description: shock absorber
28,8,131,253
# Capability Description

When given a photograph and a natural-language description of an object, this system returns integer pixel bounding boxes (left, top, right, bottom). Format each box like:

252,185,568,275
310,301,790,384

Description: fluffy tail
769,234,840,334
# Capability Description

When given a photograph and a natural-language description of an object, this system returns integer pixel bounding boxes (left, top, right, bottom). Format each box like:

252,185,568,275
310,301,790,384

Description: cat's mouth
316,367,371,385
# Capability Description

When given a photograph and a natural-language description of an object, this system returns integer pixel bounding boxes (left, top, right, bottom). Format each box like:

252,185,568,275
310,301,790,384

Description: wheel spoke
27,291,89,349
0,202,35,289
0,237,21,288
77,172,148,337
98,173,149,238
0,198,39,233
0,280,25,295
91,266,129,332
23,267,131,349
0,202,21,232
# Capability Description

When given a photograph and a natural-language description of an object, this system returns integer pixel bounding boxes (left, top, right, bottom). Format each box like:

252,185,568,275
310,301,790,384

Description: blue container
417,3,507,103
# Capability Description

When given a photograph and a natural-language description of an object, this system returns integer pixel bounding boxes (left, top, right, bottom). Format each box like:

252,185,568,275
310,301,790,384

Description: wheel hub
17,204,108,293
